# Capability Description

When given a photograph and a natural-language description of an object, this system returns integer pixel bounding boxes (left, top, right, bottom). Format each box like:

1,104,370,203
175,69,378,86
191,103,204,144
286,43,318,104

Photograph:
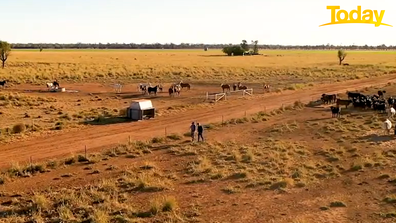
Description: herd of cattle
322,90,396,118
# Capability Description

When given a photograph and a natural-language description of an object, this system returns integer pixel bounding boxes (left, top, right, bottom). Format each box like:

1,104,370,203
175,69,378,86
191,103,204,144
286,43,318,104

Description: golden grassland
2,90,396,222
1,50,396,84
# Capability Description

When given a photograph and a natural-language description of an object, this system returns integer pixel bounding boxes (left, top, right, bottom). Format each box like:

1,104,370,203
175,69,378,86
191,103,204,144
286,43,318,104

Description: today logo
319,6,393,27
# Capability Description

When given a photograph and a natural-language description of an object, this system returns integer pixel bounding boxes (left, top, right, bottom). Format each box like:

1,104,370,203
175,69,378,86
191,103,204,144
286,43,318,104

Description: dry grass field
1,50,396,222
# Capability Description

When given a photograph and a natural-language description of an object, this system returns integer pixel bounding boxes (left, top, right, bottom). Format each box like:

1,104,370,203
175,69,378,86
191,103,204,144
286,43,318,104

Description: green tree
222,45,245,56
0,41,11,68
240,40,249,51
337,49,347,65
251,40,259,55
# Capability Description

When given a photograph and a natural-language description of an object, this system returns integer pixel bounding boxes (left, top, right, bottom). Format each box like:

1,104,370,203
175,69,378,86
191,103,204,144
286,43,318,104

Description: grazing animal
383,119,392,135
147,86,159,95
0,80,6,88
263,83,270,92
330,106,341,118
232,83,237,91
237,82,248,90
321,94,337,104
53,80,60,88
388,97,395,106
168,87,174,97
373,102,386,113
347,91,364,99
46,82,53,90
389,107,396,118
138,83,150,93
378,90,386,98
113,83,122,93
336,99,352,108
221,84,230,92
179,81,191,90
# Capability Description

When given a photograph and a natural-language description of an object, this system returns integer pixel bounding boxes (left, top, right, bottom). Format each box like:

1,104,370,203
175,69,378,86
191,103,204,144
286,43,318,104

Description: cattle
321,94,337,104
378,90,386,98
347,91,364,99
373,102,386,113
388,97,395,106
330,106,341,118
353,100,367,109
336,99,352,108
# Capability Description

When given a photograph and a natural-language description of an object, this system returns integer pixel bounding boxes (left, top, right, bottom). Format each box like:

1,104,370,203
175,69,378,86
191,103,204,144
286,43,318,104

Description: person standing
190,122,196,141
197,123,204,142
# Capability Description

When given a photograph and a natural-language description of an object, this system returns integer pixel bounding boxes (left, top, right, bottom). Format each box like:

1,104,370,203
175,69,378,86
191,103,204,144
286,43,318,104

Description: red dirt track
1,75,396,168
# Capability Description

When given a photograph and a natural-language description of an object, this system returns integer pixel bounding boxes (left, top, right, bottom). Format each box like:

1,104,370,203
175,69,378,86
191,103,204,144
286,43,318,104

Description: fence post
128,135,131,144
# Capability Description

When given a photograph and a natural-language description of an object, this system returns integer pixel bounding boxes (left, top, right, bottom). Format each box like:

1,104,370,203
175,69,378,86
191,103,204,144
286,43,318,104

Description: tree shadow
198,55,229,57
81,117,136,126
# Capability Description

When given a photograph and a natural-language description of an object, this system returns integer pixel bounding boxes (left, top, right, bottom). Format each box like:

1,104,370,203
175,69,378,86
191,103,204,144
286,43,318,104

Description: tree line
6,42,396,50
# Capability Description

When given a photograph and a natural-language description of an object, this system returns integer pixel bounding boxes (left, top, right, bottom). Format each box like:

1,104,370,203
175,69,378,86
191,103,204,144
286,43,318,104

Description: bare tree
0,41,11,68
337,49,347,65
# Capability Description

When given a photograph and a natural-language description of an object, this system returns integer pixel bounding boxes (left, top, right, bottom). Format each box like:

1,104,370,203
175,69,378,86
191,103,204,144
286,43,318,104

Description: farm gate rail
206,92,226,102
227,88,253,96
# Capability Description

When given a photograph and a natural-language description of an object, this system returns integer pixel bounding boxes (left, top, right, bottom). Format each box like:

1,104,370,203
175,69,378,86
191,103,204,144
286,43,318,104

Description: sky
2,0,396,45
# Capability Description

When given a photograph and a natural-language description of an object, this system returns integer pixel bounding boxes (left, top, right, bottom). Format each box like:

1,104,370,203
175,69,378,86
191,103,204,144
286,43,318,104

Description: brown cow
336,99,352,108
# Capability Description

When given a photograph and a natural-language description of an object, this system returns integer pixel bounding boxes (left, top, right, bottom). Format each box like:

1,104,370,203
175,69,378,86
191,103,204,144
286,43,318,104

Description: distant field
12,48,396,54
1,49,396,85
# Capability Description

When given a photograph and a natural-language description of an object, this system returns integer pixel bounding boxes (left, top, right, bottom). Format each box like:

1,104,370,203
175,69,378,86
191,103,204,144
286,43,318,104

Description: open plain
1,50,396,222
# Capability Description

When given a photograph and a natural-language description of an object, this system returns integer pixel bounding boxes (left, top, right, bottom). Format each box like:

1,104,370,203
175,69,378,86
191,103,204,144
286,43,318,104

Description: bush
12,123,26,134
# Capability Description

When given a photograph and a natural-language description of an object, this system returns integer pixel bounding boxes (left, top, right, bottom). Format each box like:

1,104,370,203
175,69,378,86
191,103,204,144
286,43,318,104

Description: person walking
197,123,204,142
190,122,196,141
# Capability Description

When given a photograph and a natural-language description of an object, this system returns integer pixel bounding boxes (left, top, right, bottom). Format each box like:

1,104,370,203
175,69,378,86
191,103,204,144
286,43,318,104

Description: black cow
378,90,386,98
388,97,395,106
347,91,364,99
373,102,386,113
330,106,341,118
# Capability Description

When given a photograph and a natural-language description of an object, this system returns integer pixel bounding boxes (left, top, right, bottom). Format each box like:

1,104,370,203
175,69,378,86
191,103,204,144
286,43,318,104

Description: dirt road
1,75,396,168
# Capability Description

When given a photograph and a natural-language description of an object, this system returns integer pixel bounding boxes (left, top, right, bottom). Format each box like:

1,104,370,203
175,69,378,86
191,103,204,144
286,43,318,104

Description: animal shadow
358,134,394,143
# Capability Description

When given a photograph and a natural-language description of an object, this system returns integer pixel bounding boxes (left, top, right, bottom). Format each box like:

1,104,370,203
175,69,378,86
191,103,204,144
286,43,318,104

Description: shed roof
129,99,154,110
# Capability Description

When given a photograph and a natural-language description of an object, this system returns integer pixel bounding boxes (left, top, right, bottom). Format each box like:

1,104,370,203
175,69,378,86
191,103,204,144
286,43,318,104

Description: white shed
127,99,155,120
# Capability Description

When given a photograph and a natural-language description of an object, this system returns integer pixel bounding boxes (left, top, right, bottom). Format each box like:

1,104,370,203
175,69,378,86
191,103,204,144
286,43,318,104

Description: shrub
12,123,26,134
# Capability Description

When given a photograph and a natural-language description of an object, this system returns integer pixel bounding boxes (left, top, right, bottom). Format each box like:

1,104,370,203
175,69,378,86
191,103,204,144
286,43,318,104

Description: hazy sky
2,0,395,45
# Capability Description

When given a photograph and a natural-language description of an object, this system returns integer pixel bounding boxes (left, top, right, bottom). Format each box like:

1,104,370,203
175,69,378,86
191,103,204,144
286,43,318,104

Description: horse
232,83,237,91
263,83,270,92
168,87,174,97
180,82,191,90
221,84,230,93
46,82,53,90
237,82,248,90
147,86,159,95
173,84,181,96
53,80,60,88
138,83,150,93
